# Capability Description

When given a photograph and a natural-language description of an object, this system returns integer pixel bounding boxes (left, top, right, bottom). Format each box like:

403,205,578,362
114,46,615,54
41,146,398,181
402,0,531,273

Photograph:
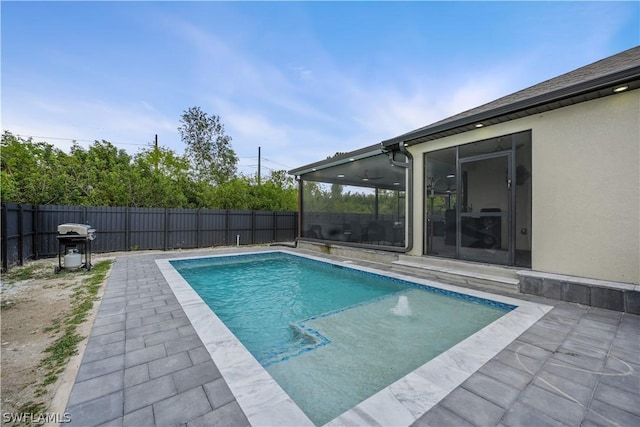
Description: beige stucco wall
407,89,639,284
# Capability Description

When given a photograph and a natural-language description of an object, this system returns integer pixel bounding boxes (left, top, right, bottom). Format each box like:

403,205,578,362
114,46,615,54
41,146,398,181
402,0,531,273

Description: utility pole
154,134,159,171
257,146,261,185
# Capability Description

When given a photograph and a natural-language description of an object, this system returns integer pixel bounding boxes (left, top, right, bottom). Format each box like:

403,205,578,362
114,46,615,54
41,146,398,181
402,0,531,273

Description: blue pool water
172,252,513,425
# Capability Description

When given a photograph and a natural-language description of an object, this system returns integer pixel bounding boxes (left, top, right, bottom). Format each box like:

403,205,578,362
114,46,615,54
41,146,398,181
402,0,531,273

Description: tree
131,146,193,207
66,140,134,206
178,106,238,185
246,170,297,211
1,129,298,211
1,131,69,204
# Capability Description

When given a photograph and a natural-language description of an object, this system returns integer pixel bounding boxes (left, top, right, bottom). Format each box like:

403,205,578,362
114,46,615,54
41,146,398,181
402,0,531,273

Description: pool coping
156,249,553,426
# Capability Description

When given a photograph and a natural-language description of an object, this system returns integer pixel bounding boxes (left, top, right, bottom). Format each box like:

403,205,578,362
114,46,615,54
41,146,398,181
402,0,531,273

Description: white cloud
319,59,535,162
3,92,179,153
350,90,440,140
292,66,313,81
225,110,290,150
438,73,514,119
149,12,530,170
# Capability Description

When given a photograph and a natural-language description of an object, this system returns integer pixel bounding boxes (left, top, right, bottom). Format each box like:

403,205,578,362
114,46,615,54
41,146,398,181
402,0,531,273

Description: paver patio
64,247,639,426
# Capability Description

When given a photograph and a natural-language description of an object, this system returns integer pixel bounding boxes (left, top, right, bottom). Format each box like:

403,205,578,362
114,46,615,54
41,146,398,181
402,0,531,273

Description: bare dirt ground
0,254,116,426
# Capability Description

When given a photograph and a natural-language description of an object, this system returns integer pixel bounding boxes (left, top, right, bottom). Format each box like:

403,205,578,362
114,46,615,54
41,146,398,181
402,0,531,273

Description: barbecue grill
55,223,96,273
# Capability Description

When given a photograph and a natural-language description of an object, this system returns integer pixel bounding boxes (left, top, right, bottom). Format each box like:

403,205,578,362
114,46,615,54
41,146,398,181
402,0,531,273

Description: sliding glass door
425,147,457,258
458,152,512,265
424,131,531,267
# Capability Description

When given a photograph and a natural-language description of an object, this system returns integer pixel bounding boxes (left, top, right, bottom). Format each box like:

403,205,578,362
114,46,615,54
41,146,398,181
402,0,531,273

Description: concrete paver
477,359,533,387
412,405,474,427
123,364,149,389
172,360,222,393
186,401,250,427
123,375,177,414
203,378,236,409
594,383,640,416
461,372,521,410
585,399,640,426
440,387,506,426
67,391,123,427
500,401,560,427
64,249,640,426
516,384,586,425
147,352,192,379
122,406,153,427
74,354,124,383
152,386,212,426
532,371,594,407
67,371,123,406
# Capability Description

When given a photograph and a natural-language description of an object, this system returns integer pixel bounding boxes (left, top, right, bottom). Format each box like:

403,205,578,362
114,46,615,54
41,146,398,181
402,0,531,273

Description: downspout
386,143,413,253
296,176,303,247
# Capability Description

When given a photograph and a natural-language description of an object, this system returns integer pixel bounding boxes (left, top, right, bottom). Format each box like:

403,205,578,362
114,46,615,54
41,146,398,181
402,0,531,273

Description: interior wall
407,89,639,284
464,157,509,249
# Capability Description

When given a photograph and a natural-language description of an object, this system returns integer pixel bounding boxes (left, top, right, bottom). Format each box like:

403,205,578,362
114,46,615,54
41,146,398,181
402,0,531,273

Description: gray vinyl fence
1,203,298,272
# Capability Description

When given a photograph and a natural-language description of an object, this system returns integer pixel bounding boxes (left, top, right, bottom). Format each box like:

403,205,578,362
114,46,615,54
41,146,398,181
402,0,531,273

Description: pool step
391,255,520,295
258,322,330,367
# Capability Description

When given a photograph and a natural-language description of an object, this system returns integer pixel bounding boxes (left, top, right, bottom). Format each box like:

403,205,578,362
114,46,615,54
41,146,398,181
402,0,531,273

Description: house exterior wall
407,89,639,284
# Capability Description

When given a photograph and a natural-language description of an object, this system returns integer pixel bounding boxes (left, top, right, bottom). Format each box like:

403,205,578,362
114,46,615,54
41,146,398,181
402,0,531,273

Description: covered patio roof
289,145,407,191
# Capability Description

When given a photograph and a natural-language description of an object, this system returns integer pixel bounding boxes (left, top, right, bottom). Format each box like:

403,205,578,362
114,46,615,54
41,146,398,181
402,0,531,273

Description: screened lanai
289,145,410,251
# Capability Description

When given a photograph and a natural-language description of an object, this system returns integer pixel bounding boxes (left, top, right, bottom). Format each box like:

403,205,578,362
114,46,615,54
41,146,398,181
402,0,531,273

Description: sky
2,1,638,177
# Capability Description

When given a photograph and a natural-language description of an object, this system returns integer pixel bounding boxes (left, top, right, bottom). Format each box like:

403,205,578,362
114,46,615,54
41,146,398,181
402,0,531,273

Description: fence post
225,210,230,246
125,207,130,251
33,205,39,260
17,204,24,266
273,211,277,242
251,211,256,244
164,208,169,251
196,208,201,248
1,203,8,272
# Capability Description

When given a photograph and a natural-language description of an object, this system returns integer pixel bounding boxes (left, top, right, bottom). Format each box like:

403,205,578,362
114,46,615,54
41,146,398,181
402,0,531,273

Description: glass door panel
425,147,457,257
458,153,512,264
426,192,457,257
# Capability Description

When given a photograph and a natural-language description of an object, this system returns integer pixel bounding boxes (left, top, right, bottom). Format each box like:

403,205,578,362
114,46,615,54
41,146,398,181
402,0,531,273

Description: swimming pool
171,252,512,425
157,249,551,426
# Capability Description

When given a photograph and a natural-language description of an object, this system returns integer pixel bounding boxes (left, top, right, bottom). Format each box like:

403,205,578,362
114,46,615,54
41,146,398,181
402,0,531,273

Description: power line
261,157,292,169
239,156,291,169
237,164,277,172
